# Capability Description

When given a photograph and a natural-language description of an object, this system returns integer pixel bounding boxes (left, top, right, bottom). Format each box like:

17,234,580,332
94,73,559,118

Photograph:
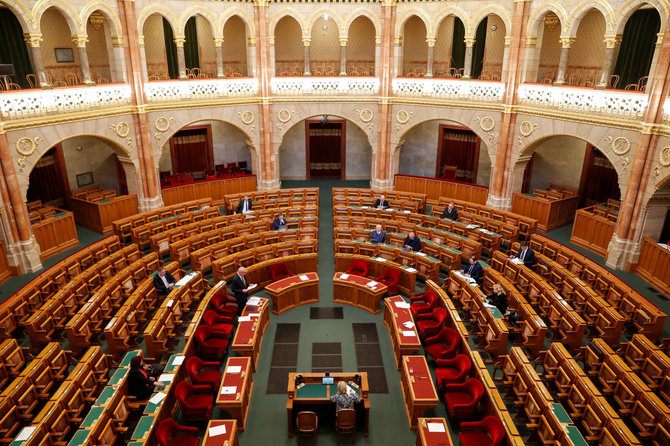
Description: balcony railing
392,78,505,103
145,78,258,103
517,83,648,120
271,77,379,96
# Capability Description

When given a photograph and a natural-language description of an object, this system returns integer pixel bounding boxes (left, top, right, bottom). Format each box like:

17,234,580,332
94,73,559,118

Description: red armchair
416,307,447,339
410,291,438,317
203,310,234,337
444,378,485,419
211,292,238,318
175,381,214,421
156,419,200,446
345,259,369,277
424,327,461,361
270,263,293,281
185,356,222,391
375,268,401,295
195,325,229,360
435,354,471,389
459,416,506,446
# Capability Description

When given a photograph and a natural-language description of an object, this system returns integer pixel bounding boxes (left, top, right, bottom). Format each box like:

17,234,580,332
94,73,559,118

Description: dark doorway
436,124,480,183
660,210,670,243
26,145,70,208
578,145,620,207
169,124,214,176
306,119,345,179
521,153,535,194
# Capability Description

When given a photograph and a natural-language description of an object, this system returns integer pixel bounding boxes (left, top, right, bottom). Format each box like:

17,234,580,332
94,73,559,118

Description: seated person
329,380,362,416
462,256,483,281
153,267,176,296
272,213,287,231
403,232,421,252
373,194,389,210
441,202,458,220
128,356,159,400
235,195,253,214
510,241,536,267
369,224,387,244
486,283,508,314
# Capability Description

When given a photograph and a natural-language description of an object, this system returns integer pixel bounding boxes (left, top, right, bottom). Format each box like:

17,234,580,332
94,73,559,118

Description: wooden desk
570,207,616,257
202,420,239,446
265,273,319,315
70,194,139,234
512,192,579,232
334,254,417,296
333,273,388,314
216,357,253,431
395,174,489,204
636,237,670,297
286,372,370,438
162,174,256,206
32,210,79,261
415,418,452,446
383,296,421,369
401,356,439,429
231,297,270,372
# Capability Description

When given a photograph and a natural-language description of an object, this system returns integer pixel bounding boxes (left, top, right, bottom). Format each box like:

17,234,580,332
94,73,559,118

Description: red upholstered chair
175,381,214,421
410,291,438,317
416,307,447,339
156,419,200,446
345,259,369,277
459,416,506,446
444,378,485,420
375,268,401,295
435,354,471,389
424,327,461,361
185,356,222,391
210,292,238,318
202,310,234,337
270,263,293,281
194,325,229,360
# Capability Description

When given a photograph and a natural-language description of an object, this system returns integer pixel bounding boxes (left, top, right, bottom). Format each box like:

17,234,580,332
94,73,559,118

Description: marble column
111,36,128,83
425,37,435,78
303,37,311,76
339,37,347,76
553,36,575,86
394,36,403,76
462,37,475,79
596,35,620,89
174,36,188,79
72,34,95,85
214,37,225,78
24,34,50,88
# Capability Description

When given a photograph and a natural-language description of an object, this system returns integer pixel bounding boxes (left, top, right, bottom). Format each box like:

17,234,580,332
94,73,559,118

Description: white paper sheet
208,424,227,437
366,281,378,287
15,427,37,442
175,273,195,287
299,275,309,281
340,273,349,279
405,267,417,273
105,318,116,330
238,316,251,322
220,386,237,395
403,321,415,328
395,302,410,309
166,299,174,308
246,297,261,306
246,283,257,291
149,392,167,405
402,330,415,337
248,313,260,318
226,366,242,373
157,373,174,382
403,210,411,214
361,206,369,209
375,257,387,262
416,252,427,257
385,208,394,211
172,355,185,366
427,422,446,433
511,258,524,265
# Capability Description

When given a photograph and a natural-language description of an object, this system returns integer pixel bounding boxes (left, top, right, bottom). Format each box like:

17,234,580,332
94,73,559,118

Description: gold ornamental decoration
478,117,495,132
154,117,174,132
110,122,130,138
277,109,295,123
396,110,412,125
605,136,630,156
519,121,537,137
238,111,254,125
659,146,670,167
16,136,42,157
357,109,374,123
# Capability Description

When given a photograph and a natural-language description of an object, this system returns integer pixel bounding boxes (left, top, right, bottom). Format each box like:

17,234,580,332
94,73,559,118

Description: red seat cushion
167,436,200,446
189,393,213,408
445,391,473,409
424,343,452,360
196,370,222,385
436,366,461,385
459,430,493,446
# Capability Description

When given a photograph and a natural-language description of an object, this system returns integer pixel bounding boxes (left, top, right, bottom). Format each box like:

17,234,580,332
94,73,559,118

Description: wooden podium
333,273,388,314
265,273,319,315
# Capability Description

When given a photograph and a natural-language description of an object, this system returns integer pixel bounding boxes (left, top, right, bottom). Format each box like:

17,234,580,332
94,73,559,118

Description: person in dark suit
403,232,421,251
235,195,253,214
511,241,536,267
463,256,483,280
369,224,387,244
486,283,508,314
373,194,389,209
153,267,176,296
272,212,287,231
230,267,256,315
128,355,157,400
441,202,458,220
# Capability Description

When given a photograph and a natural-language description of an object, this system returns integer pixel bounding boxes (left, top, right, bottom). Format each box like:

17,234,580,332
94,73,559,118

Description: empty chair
296,411,318,446
185,356,222,391
335,408,356,444
345,259,369,277
459,416,506,446
174,381,214,422
444,378,485,419
210,292,238,318
424,327,461,361
270,263,294,282
410,291,438,317
416,307,448,339
375,268,401,295
202,310,234,337
156,418,200,446
194,325,229,361
435,354,472,389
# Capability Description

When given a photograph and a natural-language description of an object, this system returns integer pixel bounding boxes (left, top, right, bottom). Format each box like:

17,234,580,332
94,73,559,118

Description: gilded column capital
302,37,311,46
72,34,89,48
464,37,476,47
394,36,402,46
174,36,186,47
504,35,511,46
657,32,664,45
112,35,124,47
559,36,576,48
24,33,42,48
269,36,275,46
375,36,382,46
603,35,620,48
248,36,257,45
254,0,270,6
524,36,537,47
426,37,436,47
214,36,224,47
339,37,348,46
380,0,397,6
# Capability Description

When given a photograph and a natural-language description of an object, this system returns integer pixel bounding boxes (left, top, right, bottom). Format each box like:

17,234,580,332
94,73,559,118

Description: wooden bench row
332,187,426,210
223,187,318,212
428,207,519,246
129,206,222,249
225,195,319,215
332,195,421,213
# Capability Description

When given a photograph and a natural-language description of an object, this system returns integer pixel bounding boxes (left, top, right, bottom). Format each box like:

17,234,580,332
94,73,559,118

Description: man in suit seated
369,224,387,244
153,267,176,296
235,195,253,214
272,212,287,231
463,256,483,280
510,241,536,267
373,194,389,209
230,267,256,315
403,232,421,252
441,202,458,220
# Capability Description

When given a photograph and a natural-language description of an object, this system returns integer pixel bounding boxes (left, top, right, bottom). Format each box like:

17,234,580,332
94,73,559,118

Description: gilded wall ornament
605,136,631,156
620,157,630,173
396,110,412,125
356,109,375,131
276,109,295,132
154,117,175,143
237,111,256,134
519,121,537,137
15,136,42,172
110,122,130,138
659,146,670,167
478,117,495,132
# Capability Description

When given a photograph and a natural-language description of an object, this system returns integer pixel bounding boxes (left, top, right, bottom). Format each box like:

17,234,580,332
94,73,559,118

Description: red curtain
582,150,619,204
309,124,341,178
26,149,68,205
441,130,478,182
171,130,209,174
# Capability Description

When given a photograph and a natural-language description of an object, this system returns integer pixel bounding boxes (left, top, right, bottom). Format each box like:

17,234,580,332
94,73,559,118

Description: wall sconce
76,145,83,152
491,25,497,32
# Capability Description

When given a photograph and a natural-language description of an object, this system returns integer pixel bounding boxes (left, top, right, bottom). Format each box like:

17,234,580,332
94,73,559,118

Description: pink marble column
425,37,435,79
24,34,50,88
72,35,95,85
553,37,574,86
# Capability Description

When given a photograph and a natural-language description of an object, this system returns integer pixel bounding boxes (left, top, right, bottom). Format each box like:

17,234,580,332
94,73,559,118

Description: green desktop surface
120,350,141,367
131,415,156,441
67,430,90,446
81,406,105,428
95,386,116,406
551,403,573,424
296,383,328,399
566,426,588,446
109,368,128,385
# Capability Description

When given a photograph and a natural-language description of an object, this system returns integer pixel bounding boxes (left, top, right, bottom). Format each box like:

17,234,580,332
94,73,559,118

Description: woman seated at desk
330,381,361,415
128,356,160,400
486,283,507,315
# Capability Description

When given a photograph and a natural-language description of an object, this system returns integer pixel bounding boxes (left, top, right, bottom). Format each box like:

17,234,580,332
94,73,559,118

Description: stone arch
566,1,615,37
306,8,345,36
136,4,179,35
614,0,667,35
395,9,431,38
219,8,256,38
0,0,33,33
270,8,307,37
344,8,381,40
80,3,123,36
526,4,569,36
471,6,512,36
430,6,472,37
34,0,78,34
178,6,217,35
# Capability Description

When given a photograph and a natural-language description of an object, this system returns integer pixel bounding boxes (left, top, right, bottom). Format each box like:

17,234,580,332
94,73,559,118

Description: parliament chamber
1,0,670,444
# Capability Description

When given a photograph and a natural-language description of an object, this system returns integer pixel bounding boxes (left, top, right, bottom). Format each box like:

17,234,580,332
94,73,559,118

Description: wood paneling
161,175,256,206
0,241,12,285
512,193,580,232
636,238,670,297
70,195,139,234
395,174,488,204
570,209,616,257
32,211,79,261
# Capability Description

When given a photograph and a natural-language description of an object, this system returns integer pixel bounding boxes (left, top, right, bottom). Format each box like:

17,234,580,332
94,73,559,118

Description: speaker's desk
216,356,253,431
265,273,319,315
231,297,270,372
202,420,239,446
286,372,370,438
415,418,453,446
333,273,388,314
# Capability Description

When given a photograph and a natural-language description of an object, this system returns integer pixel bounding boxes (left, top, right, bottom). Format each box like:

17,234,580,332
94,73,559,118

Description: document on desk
246,297,261,306
366,281,378,287
402,330,415,337
405,267,417,273
299,275,309,281
427,422,446,433
157,373,174,382
238,316,251,322
416,252,427,256
226,366,242,373
340,273,349,279
172,355,185,366
395,301,410,309
375,257,387,262
208,424,227,437
220,386,237,395
15,427,37,442
149,392,167,405
402,321,415,329
248,313,260,318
